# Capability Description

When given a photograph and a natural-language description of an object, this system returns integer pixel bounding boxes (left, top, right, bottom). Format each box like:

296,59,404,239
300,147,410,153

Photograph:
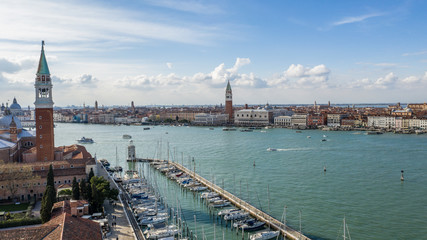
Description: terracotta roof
0,200,102,240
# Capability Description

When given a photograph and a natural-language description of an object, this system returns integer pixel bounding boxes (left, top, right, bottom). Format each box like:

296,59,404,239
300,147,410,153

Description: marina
54,123,427,240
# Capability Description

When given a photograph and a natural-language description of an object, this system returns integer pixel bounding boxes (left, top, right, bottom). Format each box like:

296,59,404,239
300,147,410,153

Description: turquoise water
55,123,427,239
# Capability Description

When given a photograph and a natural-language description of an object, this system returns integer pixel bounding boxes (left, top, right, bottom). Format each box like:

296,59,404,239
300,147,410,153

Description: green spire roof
226,80,232,91
37,41,50,75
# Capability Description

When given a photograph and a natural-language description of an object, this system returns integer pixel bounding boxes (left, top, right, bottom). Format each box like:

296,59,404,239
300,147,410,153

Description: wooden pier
148,159,312,240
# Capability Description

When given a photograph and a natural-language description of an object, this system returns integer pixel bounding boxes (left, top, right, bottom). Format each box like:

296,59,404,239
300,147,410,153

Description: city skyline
1,0,427,106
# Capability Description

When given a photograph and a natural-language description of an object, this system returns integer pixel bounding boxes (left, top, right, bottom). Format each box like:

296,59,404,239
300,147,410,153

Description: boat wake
267,147,312,152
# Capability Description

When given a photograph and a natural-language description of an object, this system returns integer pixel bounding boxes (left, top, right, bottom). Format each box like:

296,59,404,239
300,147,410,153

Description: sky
1,0,427,107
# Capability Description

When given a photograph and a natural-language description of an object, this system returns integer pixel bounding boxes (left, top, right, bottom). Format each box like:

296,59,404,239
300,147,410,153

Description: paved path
97,161,138,240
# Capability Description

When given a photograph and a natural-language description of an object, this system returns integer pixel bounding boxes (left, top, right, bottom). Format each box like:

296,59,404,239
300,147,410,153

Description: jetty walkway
148,159,312,240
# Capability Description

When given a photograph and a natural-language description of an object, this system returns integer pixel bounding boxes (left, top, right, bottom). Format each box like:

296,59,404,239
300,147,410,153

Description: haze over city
1,0,427,106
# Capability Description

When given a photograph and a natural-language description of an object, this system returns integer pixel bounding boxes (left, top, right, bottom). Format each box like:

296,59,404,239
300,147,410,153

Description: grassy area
0,203,30,212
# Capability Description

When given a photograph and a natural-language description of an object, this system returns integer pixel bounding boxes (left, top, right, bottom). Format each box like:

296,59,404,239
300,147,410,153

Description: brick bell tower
225,80,233,123
35,41,55,162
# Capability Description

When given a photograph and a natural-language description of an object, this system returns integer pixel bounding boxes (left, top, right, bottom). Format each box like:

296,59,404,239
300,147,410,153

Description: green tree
40,185,55,223
58,189,72,196
72,177,80,200
46,164,56,202
89,176,119,212
80,179,88,200
88,168,94,182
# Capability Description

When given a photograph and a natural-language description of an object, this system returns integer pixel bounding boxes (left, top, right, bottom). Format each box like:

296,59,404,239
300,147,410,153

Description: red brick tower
225,80,233,123
34,41,55,162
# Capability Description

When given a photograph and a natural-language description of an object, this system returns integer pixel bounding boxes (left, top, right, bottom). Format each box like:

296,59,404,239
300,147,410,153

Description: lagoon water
55,123,427,239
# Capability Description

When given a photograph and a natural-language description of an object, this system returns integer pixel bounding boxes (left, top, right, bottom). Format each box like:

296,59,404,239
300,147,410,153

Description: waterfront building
327,113,347,127
291,113,308,127
307,113,326,127
274,115,292,126
193,113,229,125
367,116,396,129
407,103,427,112
225,80,233,123
234,107,273,125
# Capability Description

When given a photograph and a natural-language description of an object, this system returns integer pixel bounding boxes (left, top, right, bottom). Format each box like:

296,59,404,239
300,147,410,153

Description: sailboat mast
343,216,346,240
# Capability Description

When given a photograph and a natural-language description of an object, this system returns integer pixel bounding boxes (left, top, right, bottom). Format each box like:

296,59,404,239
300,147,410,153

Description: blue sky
1,0,427,107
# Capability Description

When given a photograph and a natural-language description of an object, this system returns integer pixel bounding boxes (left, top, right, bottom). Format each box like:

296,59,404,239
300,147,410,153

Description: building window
39,125,42,129
58,181,61,184
40,145,43,149
54,181,56,184
40,193,43,197
61,165,64,169
39,116,42,120
41,166,44,170
40,135,42,139
38,182,40,185
70,164,74,168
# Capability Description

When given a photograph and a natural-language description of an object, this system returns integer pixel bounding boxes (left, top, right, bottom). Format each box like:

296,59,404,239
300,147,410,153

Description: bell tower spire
35,41,55,162
225,80,233,123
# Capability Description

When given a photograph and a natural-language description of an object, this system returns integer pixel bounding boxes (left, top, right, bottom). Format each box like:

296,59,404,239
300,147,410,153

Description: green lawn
0,203,30,212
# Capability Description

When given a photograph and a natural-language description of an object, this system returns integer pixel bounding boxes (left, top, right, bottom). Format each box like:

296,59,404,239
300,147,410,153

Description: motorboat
190,186,208,192
77,137,94,143
145,225,178,239
266,148,277,152
240,219,265,231
113,174,122,183
201,192,219,199
139,216,167,226
218,208,238,216
250,231,280,240
224,211,249,221
210,199,230,208
122,134,132,139
143,127,150,130
233,218,255,228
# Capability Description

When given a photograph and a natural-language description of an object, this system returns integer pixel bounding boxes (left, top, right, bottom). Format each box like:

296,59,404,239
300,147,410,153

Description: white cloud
144,0,223,14
349,72,397,89
279,64,330,88
402,50,427,57
166,62,173,69
52,74,98,87
333,12,385,26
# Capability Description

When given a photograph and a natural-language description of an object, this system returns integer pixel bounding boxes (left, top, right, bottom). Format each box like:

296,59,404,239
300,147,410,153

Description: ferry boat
122,134,132,139
77,137,94,143
250,230,280,240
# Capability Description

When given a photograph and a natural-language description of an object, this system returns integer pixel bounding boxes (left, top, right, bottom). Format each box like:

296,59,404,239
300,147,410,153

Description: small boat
240,129,253,132
240,219,265,231
307,136,311,138
77,137,94,143
218,208,238,216
113,174,122,183
266,148,277,151
209,128,214,130
223,128,237,131
296,130,302,133
210,200,231,208
143,127,150,130
366,131,383,135
323,135,327,138
224,211,249,221
139,216,167,226
122,134,132,139
190,186,208,192
321,139,327,142
250,230,280,240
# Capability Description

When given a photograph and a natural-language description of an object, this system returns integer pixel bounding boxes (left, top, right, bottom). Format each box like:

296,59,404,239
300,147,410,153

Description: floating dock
147,159,312,240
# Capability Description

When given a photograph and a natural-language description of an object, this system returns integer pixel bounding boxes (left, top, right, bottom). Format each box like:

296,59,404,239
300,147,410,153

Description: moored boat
250,230,280,240
122,134,132,139
77,137,94,143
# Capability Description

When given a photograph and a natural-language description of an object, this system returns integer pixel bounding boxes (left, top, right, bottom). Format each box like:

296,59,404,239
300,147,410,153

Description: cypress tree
88,168,94,182
40,185,55,223
91,182,102,213
72,177,80,200
46,164,56,202
80,179,87,200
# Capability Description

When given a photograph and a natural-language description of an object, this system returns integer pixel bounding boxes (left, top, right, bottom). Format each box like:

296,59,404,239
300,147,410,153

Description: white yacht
250,231,280,240
223,211,249,221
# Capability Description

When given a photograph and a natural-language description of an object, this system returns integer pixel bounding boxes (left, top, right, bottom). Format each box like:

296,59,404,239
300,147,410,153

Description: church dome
9,97,21,110
0,115,22,130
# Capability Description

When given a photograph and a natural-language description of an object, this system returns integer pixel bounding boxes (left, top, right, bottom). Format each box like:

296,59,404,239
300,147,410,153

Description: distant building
225,80,233,123
234,105,273,125
367,116,396,129
327,114,347,127
274,115,292,126
291,114,308,127
193,113,229,125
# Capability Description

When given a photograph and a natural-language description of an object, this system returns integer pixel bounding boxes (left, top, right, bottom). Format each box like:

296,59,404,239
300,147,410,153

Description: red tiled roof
0,200,102,240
